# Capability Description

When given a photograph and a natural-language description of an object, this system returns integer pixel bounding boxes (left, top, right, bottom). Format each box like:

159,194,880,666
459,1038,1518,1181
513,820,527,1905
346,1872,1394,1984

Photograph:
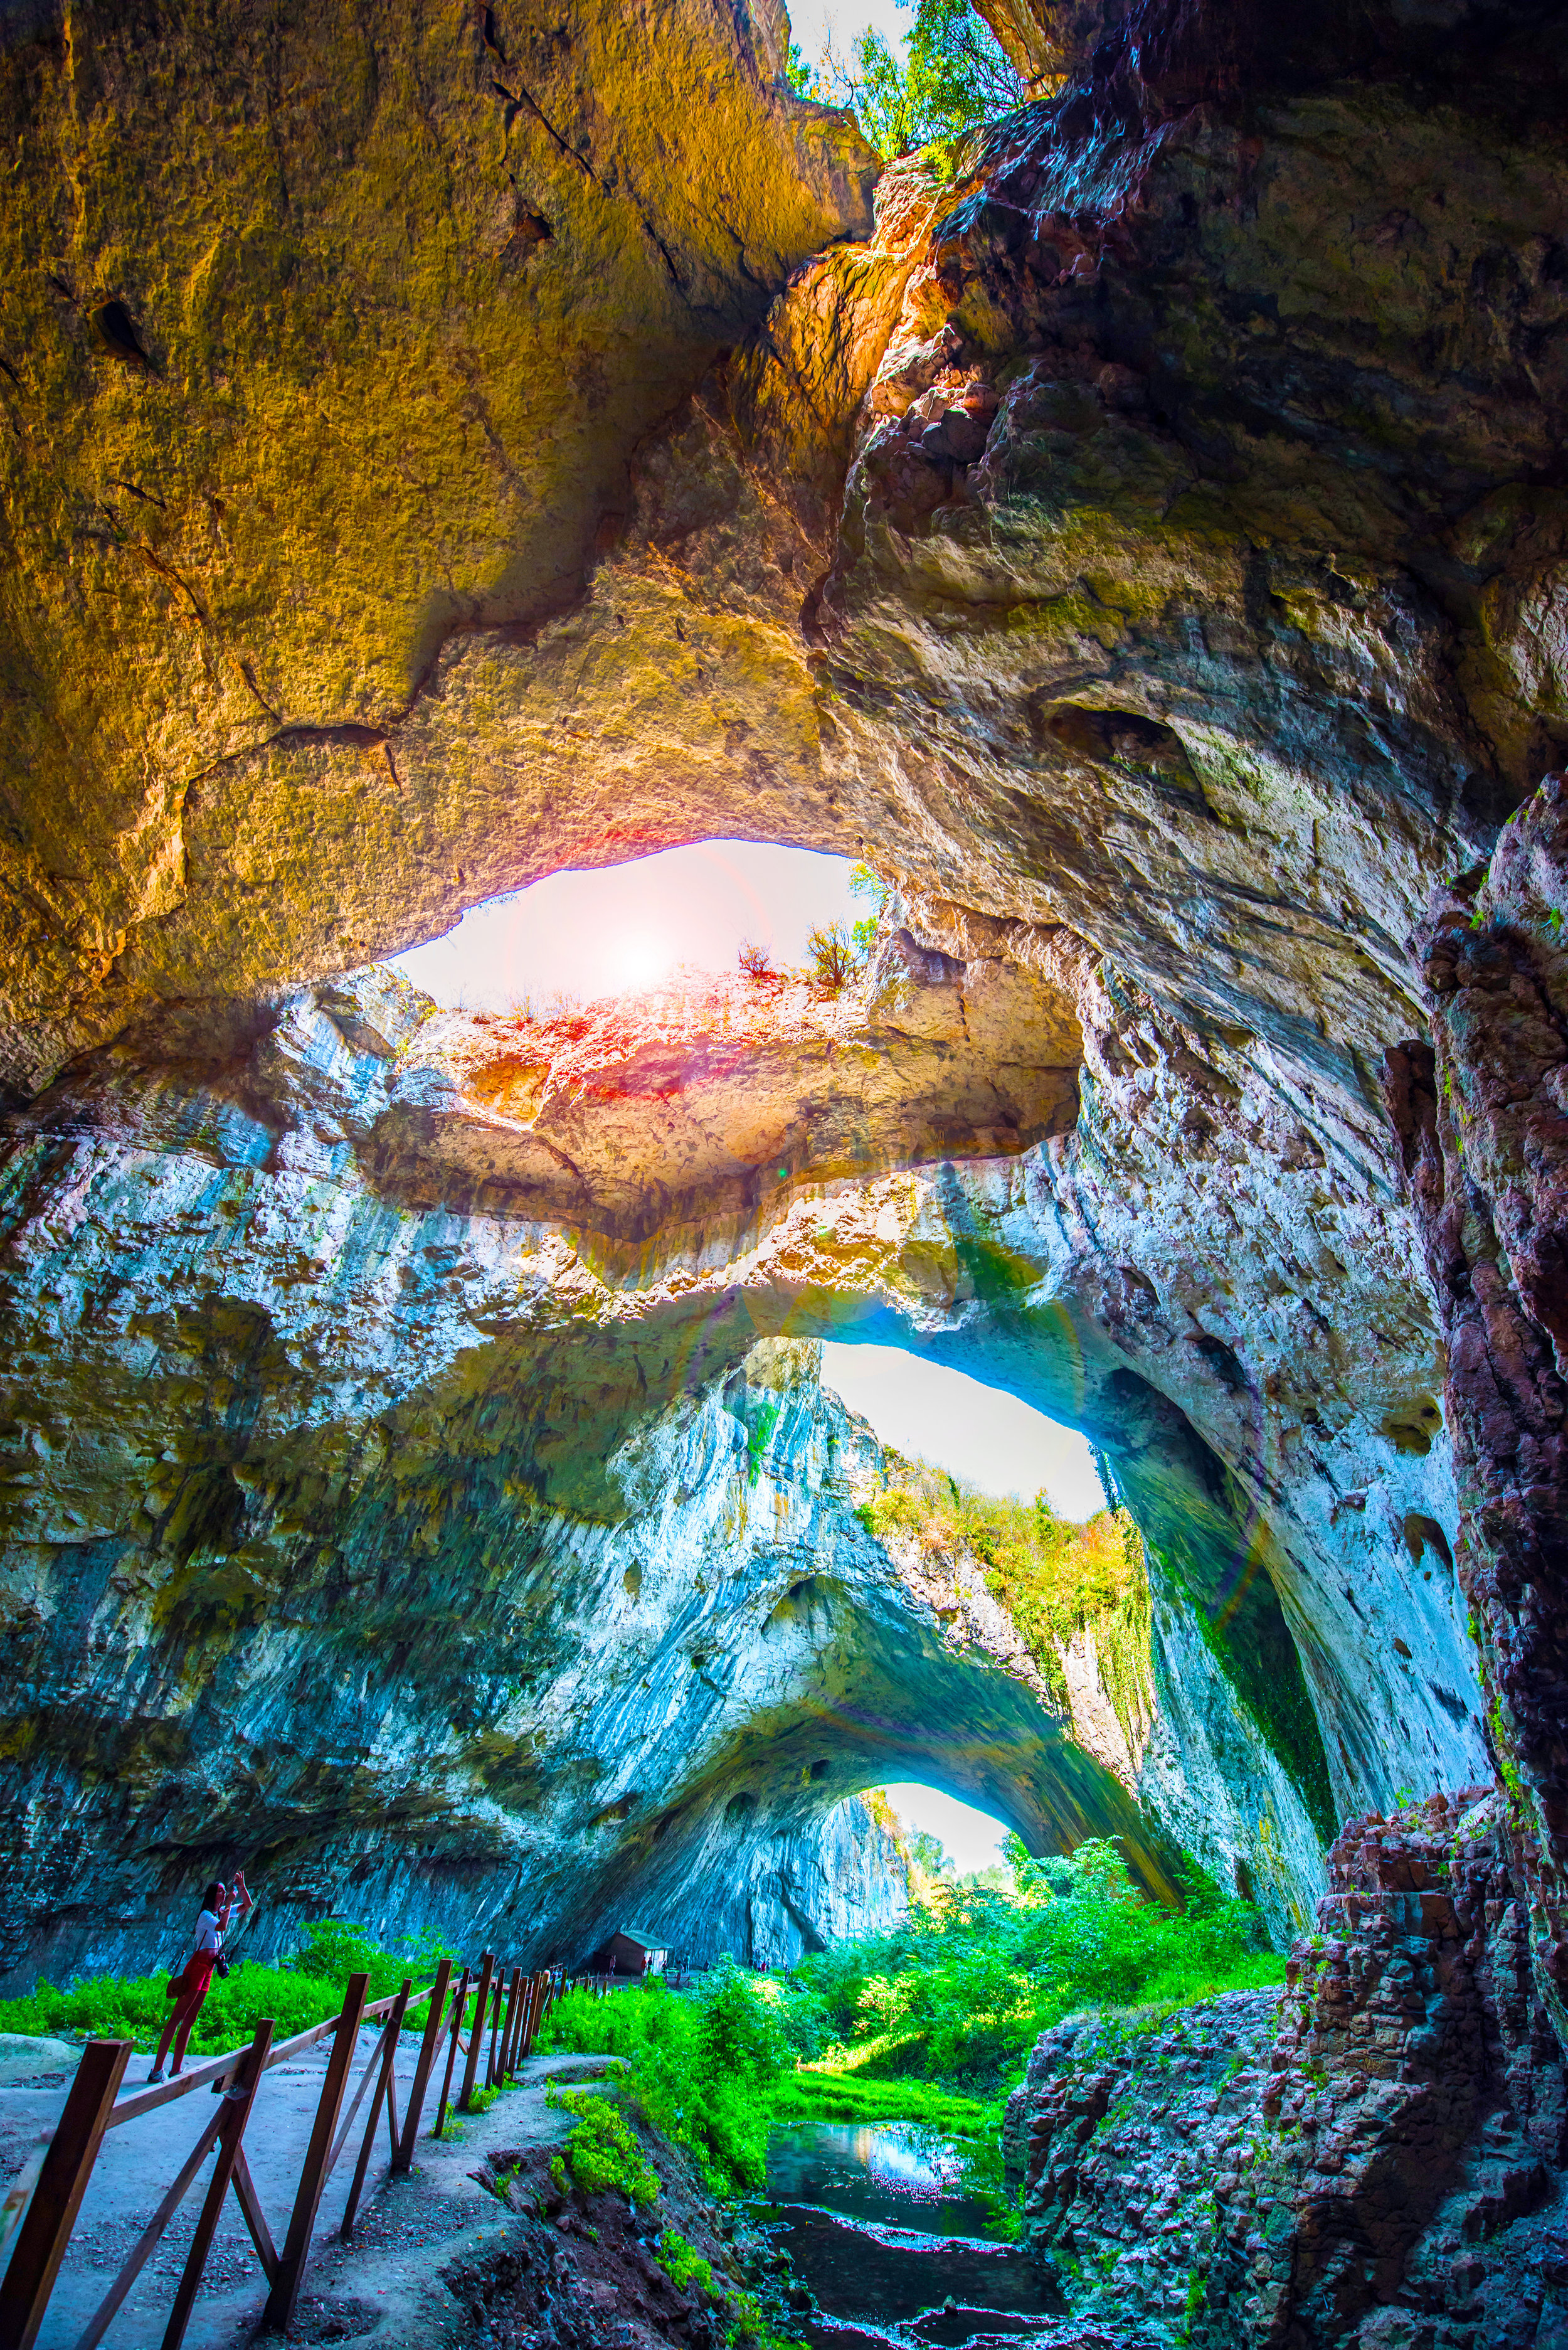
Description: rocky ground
440,2132,798,2350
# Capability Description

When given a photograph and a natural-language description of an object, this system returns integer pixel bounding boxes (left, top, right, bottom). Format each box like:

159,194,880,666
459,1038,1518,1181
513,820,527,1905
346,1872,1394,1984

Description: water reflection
761,2121,1057,2347
854,2124,963,2200
765,2122,996,2238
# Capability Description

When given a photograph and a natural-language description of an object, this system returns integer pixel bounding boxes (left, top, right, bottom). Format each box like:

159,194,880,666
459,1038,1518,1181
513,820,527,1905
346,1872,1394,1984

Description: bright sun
615,933,673,991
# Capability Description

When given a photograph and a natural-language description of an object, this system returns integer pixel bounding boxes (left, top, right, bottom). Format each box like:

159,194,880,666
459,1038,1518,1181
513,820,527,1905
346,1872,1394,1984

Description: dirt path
0,2037,615,2347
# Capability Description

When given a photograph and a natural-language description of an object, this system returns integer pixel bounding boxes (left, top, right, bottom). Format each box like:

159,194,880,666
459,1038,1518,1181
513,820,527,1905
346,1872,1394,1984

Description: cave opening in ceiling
818,1340,1106,1520
390,839,867,1011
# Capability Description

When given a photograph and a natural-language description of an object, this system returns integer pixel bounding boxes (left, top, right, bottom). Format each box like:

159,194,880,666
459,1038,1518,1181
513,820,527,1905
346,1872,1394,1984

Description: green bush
538,1959,792,2190
790,1838,1281,2092
656,2228,715,2295
548,2086,660,2206
0,1917,455,2056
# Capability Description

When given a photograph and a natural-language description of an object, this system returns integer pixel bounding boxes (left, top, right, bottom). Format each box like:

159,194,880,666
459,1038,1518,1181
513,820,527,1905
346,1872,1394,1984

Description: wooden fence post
522,1974,545,2068
458,1952,493,2112
482,1967,506,2090
340,1979,408,2240
0,2038,129,2350
261,1971,369,2334
502,1969,524,2079
433,1965,470,2141
394,1957,452,2172
519,1971,544,2064
161,2017,274,2350
497,1969,521,2083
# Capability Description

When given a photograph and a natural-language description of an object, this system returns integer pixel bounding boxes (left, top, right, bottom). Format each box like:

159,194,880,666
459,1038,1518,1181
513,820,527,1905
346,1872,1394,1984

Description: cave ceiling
1,0,1565,1988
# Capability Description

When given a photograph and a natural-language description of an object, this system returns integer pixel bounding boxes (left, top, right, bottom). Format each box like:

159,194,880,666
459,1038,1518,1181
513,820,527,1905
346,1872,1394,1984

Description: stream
759,2120,1064,2350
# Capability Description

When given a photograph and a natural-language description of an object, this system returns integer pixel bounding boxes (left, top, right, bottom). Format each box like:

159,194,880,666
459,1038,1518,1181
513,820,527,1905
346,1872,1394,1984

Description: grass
0,1918,455,2056
771,2070,991,2130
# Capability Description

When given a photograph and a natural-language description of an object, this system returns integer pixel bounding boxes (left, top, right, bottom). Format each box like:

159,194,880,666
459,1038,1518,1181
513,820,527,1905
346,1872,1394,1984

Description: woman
149,1868,250,2084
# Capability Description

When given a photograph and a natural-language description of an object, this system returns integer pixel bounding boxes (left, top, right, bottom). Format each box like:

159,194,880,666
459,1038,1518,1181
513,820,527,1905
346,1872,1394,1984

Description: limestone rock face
0,0,878,1093
358,947,1081,1236
0,965,1345,1977
1011,1793,1568,2348
1391,780,1568,2050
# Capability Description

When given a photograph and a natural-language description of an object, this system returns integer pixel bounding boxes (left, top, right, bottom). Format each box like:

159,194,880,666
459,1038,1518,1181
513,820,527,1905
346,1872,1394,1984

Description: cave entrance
878,1782,1017,1884
818,1342,1106,1522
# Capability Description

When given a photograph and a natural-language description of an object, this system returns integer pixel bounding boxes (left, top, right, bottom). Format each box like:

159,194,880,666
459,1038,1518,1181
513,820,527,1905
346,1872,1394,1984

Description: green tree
846,0,1024,159
908,1826,954,1878
849,861,890,957
784,40,817,97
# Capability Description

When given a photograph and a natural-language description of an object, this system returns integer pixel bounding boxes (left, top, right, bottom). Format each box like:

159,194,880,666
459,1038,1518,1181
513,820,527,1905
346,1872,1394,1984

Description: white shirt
193,1909,222,1957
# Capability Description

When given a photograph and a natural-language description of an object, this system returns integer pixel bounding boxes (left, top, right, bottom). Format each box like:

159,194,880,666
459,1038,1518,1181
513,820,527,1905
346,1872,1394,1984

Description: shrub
788,1837,1280,2093
656,2228,714,2295
848,863,890,959
548,2085,660,2206
806,923,857,991
0,1918,455,2055
538,1960,790,2189
738,940,773,984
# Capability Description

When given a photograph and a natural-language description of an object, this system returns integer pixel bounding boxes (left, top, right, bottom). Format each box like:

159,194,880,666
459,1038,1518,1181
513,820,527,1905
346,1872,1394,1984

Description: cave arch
0,939,1490,1986
3,0,1549,1987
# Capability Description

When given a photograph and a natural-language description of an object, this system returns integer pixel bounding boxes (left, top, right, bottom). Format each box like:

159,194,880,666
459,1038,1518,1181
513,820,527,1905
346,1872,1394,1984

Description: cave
1,0,1565,2339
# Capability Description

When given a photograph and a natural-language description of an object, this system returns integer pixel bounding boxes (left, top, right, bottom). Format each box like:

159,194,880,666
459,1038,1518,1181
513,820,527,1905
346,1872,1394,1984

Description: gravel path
0,2036,611,2346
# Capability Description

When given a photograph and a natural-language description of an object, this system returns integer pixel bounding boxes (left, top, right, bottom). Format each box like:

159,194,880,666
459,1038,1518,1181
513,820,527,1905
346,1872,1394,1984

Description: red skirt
169,1952,215,2019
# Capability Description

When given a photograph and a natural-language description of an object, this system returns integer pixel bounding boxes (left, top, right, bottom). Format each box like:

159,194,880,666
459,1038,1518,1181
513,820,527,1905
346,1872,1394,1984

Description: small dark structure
586,1926,669,1980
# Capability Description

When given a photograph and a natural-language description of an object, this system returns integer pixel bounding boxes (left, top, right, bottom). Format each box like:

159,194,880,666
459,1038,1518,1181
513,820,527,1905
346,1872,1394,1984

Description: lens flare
615,932,673,991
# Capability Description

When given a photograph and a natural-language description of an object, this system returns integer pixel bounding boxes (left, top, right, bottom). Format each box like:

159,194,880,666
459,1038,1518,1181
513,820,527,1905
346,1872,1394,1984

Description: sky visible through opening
395,845,1104,1519
787,0,911,74
393,841,861,1011
397,840,1103,1822
820,1344,1104,1519
882,1782,1013,1875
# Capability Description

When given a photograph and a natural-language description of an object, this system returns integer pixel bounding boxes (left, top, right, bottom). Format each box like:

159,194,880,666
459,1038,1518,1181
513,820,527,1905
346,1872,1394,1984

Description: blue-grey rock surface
0,950,1478,1982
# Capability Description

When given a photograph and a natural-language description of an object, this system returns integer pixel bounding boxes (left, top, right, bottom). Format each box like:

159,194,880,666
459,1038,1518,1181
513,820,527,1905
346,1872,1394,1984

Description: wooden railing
0,1954,561,2350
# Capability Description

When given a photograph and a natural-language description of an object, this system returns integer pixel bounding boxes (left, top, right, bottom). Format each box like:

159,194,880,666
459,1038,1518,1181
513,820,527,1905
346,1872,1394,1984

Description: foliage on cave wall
856,1457,1153,1737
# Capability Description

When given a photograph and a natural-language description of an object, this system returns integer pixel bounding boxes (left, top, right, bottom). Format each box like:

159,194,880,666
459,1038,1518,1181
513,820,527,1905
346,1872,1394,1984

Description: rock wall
1009,1792,1568,2347
0,950,1385,1978
0,952,1226,1983
0,0,879,1095
1391,779,1568,2050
